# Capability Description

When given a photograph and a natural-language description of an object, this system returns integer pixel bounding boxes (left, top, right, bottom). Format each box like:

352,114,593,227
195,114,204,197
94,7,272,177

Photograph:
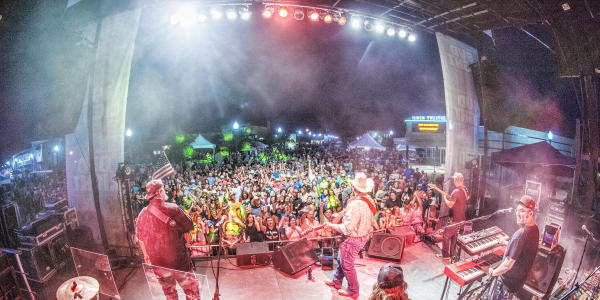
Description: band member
325,172,377,298
488,196,539,300
429,172,468,259
136,180,199,300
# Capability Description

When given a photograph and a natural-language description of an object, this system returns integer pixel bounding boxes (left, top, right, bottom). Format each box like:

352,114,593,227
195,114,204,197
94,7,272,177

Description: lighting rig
168,2,418,42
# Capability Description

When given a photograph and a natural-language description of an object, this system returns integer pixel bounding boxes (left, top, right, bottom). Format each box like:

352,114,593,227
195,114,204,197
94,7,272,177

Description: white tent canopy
349,134,386,151
190,134,216,150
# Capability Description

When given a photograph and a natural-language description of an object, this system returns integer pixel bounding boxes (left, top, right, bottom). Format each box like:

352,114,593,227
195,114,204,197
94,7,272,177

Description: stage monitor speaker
272,238,317,275
236,242,270,266
522,245,565,299
368,233,405,261
48,232,69,267
19,244,56,282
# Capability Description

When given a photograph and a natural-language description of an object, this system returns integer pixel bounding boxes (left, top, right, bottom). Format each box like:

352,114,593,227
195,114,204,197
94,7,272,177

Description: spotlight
375,22,385,33
126,128,132,137
179,11,198,27
211,9,223,20
293,8,305,20
398,29,407,38
233,121,239,130
226,9,237,20
279,7,288,18
337,16,346,25
53,145,60,152
386,27,396,36
561,2,571,11
324,14,333,23
297,130,303,135
263,7,274,18
351,17,362,29
277,127,283,133
364,19,373,31
309,11,319,21
197,13,208,22
408,33,416,42
240,8,251,20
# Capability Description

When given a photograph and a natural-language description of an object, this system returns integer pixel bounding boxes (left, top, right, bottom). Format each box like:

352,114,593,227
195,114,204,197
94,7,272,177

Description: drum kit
56,276,99,300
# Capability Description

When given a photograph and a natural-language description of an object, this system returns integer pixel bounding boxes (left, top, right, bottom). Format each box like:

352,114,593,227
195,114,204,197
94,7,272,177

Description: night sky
0,1,581,160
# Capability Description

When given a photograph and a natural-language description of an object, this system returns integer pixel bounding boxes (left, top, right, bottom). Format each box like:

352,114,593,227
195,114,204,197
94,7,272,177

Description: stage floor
114,241,463,300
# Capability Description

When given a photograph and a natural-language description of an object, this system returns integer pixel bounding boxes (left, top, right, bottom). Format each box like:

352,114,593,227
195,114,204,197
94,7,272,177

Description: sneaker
324,280,341,289
338,289,358,298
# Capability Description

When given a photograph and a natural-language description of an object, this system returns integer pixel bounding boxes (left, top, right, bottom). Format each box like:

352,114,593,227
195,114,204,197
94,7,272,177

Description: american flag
152,152,175,180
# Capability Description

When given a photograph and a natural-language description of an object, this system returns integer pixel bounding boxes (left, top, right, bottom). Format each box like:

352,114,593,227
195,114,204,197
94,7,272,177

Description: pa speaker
522,245,565,299
272,238,317,275
19,244,56,282
236,242,270,266
368,233,405,261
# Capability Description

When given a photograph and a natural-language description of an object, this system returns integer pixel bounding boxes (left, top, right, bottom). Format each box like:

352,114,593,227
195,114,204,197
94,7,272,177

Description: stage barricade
70,247,121,299
142,263,210,300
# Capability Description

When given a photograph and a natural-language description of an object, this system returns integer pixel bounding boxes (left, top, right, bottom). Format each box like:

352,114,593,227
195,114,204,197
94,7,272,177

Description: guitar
427,183,447,198
300,208,346,237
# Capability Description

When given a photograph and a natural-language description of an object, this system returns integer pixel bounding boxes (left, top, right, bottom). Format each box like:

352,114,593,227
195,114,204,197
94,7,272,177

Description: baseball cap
518,196,535,211
377,263,405,289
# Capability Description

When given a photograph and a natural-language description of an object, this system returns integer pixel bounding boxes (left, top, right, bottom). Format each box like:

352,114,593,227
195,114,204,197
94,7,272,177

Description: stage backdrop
436,33,480,205
66,9,141,249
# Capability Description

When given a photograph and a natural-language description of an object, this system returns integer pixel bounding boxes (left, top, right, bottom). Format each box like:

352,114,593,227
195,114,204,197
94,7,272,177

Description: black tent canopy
491,141,575,177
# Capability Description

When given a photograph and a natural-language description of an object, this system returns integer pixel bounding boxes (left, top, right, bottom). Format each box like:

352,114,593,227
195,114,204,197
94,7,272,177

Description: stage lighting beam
279,7,288,18
408,33,416,42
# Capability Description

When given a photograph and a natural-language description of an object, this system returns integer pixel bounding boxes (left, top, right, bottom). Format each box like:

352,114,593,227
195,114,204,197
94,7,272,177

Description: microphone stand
571,232,590,290
560,264,600,300
213,227,223,300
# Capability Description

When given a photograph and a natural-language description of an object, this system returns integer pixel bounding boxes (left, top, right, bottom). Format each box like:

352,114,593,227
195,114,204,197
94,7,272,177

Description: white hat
351,172,374,194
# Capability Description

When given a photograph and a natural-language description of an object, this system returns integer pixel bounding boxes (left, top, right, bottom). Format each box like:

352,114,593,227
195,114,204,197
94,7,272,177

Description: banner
436,33,480,192
66,9,141,248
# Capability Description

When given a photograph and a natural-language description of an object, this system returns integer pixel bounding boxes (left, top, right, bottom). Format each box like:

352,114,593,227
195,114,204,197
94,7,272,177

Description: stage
112,241,461,300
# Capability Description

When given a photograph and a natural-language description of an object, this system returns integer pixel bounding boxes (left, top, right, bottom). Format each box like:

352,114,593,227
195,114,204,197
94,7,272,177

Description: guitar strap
352,195,377,217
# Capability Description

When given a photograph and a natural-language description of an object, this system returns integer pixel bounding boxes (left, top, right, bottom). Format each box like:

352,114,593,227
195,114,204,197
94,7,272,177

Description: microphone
582,225,598,241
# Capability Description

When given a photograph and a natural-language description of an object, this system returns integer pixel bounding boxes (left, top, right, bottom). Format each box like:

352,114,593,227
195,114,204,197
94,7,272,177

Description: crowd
0,170,67,222
131,145,445,256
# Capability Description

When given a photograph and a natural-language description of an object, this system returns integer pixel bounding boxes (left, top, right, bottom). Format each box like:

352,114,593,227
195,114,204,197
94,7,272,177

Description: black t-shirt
264,226,279,241
449,188,468,223
501,224,539,291
245,225,264,242
385,198,400,209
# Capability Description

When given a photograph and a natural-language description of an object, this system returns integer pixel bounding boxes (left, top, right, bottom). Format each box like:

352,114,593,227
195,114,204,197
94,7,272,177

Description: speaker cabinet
522,245,565,299
0,202,20,248
236,242,270,266
272,238,317,275
19,244,55,282
368,233,405,261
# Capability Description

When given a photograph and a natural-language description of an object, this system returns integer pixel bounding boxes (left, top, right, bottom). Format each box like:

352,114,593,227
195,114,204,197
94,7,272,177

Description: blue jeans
332,237,369,295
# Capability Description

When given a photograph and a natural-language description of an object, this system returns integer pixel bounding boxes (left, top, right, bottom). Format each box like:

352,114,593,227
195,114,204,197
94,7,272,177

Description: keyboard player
487,196,539,300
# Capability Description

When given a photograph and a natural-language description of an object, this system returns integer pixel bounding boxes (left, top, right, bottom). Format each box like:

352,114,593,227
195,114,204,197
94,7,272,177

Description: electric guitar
300,208,346,237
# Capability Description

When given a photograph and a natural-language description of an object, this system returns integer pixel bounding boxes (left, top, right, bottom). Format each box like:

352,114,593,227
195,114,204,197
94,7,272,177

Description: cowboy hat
351,172,374,194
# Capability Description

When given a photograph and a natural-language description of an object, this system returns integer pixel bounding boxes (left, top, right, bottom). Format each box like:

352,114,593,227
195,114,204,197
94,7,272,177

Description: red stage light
324,14,333,23
279,7,288,18
309,11,319,21
263,10,273,18
338,16,346,25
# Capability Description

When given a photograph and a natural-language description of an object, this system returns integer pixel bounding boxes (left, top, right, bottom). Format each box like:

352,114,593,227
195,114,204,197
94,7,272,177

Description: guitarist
428,172,468,260
324,172,377,298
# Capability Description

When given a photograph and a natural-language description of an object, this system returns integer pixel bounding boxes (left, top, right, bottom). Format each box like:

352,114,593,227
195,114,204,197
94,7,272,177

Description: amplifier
44,198,68,212
16,214,62,236
19,244,56,282
17,223,64,247
236,242,270,266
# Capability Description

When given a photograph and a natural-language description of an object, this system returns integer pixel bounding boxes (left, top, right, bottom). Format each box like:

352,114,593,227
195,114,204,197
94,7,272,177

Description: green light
183,146,194,158
241,142,251,151
175,134,185,143
223,133,233,142
245,128,251,134
220,150,229,157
